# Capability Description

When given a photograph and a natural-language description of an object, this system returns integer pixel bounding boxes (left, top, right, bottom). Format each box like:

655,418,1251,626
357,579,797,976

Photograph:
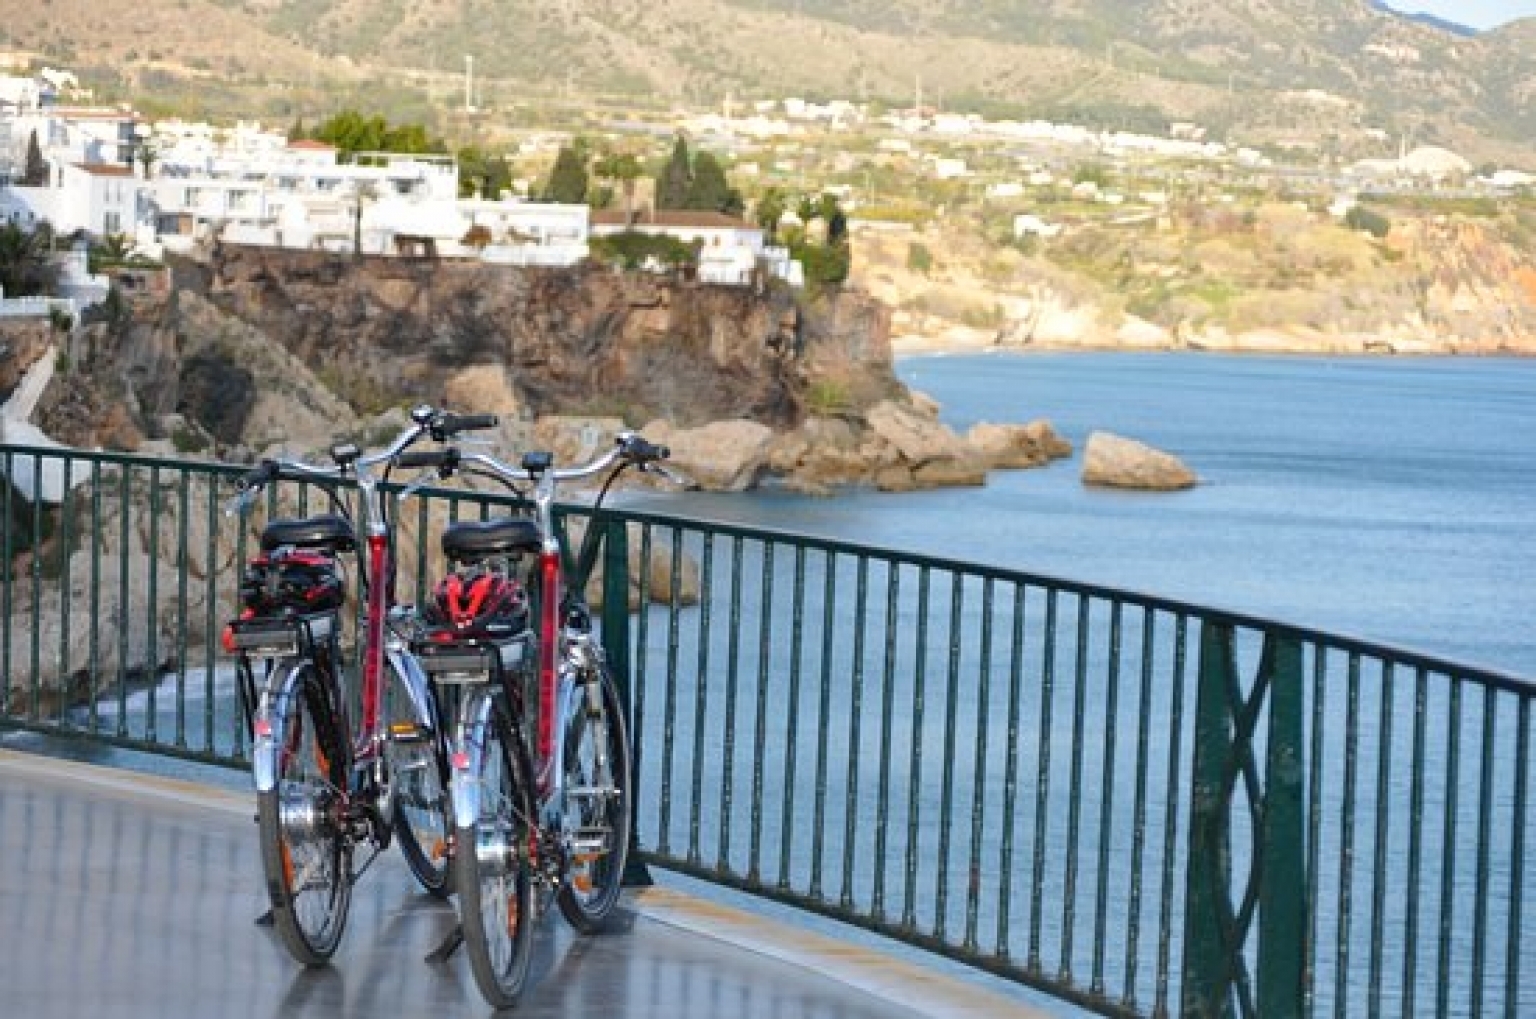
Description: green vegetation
302,109,446,158
588,231,698,270
0,222,58,298
654,135,744,215
804,377,851,415
542,144,590,204
1344,205,1391,240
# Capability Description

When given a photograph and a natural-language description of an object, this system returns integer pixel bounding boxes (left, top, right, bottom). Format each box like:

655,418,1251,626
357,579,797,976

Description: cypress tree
22,130,47,187
656,134,692,210
542,145,589,204
687,151,735,213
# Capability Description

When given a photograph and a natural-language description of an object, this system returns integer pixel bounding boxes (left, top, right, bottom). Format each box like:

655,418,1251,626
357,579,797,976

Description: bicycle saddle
442,518,542,560
260,514,356,552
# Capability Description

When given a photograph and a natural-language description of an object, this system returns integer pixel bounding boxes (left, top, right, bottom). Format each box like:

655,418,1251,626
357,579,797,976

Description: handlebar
431,412,498,440
223,404,494,516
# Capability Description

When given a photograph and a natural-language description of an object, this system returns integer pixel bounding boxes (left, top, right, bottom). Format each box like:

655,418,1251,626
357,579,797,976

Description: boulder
1081,431,1197,490
640,418,775,493
966,419,1073,470
863,399,972,464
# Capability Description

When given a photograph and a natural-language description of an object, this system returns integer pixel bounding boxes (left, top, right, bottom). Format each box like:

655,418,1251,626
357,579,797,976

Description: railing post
1182,623,1308,1019
1182,620,1237,1019
599,516,652,887
1258,634,1306,1019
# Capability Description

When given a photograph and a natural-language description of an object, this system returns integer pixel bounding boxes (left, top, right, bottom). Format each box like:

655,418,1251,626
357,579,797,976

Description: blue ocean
655,352,1536,678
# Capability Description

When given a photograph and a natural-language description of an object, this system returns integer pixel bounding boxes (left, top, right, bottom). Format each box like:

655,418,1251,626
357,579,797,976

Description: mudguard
251,659,309,793
386,644,438,734
450,688,497,829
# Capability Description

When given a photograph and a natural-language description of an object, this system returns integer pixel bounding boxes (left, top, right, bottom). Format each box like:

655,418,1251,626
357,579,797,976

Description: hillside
8,0,1536,164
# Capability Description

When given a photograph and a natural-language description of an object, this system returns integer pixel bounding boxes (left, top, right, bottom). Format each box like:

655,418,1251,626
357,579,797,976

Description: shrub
1344,205,1391,239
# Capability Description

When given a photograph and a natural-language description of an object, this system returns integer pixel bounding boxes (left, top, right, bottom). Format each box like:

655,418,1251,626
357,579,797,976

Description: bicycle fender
387,645,437,733
251,661,308,793
450,689,497,828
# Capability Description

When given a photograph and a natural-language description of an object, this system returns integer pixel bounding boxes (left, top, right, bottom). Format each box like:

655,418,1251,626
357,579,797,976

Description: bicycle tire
456,694,536,1009
556,659,632,932
256,658,352,965
385,661,452,897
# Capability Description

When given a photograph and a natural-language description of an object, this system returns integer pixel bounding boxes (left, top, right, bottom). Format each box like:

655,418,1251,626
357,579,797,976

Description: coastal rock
641,418,775,492
1081,431,1197,491
443,364,524,420
966,420,1073,470
863,399,986,490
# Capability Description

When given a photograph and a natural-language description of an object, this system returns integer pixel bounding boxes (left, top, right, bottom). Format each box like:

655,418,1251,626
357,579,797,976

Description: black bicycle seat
442,518,542,560
260,514,356,552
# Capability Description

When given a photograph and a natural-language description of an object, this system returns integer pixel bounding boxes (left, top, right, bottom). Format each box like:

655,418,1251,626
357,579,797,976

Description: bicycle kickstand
425,922,464,963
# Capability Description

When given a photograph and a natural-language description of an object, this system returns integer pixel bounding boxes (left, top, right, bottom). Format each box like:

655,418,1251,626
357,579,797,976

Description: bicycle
400,430,673,1008
222,405,497,965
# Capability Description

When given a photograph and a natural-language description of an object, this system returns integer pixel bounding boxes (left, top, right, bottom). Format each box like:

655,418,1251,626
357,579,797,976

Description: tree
593,151,644,225
21,130,48,187
754,188,787,240
0,222,58,298
686,151,741,215
656,134,693,210
542,145,589,204
457,145,512,199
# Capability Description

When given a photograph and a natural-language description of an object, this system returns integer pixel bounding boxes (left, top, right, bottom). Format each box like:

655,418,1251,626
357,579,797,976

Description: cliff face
191,245,894,431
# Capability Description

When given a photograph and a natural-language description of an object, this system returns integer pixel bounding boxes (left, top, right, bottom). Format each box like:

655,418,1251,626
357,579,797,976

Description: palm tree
0,221,57,298
594,151,644,226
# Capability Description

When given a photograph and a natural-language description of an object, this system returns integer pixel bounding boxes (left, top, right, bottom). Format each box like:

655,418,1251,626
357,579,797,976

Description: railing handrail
2,443,1528,1019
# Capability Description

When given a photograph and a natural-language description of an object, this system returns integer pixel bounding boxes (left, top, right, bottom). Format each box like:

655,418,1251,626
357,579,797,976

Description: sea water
651,352,1536,678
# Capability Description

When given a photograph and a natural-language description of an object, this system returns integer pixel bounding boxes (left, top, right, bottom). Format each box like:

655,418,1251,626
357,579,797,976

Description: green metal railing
2,443,1531,1019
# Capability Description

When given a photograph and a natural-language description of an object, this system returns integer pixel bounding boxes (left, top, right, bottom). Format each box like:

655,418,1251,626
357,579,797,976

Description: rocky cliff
8,246,1045,494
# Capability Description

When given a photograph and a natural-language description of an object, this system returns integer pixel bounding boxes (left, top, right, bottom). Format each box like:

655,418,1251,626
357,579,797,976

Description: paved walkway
0,748,1052,1019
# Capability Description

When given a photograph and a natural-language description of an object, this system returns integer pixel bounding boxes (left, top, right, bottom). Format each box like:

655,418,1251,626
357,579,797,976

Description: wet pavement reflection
0,749,942,1019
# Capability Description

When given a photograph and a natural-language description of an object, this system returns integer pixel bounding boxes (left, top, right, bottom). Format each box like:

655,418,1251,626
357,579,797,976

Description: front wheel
386,661,452,897
255,659,352,964
556,660,632,932
455,695,536,1009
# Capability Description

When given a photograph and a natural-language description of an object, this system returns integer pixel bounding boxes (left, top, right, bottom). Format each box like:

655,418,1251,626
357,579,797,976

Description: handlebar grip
435,412,499,437
396,449,452,470
623,435,670,464
237,459,280,491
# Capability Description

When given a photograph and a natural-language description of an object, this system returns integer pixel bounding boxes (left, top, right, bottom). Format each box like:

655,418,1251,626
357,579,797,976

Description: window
104,211,121,233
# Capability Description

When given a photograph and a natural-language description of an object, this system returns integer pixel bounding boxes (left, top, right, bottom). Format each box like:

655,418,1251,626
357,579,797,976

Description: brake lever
222,486,261,517
646,462,697,490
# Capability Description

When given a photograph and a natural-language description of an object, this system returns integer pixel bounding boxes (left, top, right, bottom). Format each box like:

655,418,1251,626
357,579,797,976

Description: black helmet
240,550,346,616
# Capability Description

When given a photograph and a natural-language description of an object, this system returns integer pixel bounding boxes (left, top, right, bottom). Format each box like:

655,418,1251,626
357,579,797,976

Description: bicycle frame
240,429,443,804
437,439,651,836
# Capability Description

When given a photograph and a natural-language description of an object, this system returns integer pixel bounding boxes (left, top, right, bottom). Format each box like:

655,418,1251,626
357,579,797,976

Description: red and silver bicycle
223,406,496,964
401,430,672,1007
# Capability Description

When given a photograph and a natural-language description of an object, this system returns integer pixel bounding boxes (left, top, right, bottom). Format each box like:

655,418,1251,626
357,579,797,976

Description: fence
1,443,1530,1019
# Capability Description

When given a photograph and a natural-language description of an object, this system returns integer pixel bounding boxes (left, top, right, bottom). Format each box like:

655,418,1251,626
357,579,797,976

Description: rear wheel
386,663,452,896
456,697,535,1009
256,660,352,964
556,660,632,932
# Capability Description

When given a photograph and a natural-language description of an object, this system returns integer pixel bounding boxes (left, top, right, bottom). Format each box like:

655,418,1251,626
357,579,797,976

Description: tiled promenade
0,748,1055,1019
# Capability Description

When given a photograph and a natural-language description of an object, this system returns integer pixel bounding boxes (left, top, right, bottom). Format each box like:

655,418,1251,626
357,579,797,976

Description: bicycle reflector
424,566,528,637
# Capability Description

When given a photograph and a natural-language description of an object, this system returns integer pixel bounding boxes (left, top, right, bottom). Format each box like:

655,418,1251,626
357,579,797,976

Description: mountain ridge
8,0,1536,163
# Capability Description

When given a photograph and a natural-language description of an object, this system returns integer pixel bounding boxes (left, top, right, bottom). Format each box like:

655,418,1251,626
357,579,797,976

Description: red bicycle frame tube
359,532,390,747
537,549,561,769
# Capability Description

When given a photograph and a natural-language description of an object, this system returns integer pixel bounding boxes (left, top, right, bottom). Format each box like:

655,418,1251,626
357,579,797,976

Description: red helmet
424,566,528,637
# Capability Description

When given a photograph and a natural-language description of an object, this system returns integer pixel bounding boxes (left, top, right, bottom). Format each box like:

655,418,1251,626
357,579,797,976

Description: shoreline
888,334,1536,359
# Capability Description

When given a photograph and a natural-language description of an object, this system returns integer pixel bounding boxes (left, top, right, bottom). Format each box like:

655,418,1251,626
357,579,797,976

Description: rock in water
1081,431,1197,490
